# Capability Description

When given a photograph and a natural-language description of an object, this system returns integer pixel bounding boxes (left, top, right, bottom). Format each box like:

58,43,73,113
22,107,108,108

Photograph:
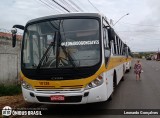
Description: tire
121,65,125,81
108,93,113,101
113,71,117,89
126,69,130,73
108,72,116,101
121,76,124,81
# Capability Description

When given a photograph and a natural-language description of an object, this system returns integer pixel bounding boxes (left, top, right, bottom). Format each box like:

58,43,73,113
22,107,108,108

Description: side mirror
11,28,17,47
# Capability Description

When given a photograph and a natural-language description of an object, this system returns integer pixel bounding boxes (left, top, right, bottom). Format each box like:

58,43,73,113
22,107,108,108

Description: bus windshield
22,19,100,69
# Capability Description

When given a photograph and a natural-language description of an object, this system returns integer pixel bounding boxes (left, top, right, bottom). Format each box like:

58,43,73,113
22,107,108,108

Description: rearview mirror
11,28,17,47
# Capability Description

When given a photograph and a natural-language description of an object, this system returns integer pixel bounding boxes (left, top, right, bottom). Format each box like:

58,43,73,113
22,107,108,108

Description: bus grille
34,85,83,92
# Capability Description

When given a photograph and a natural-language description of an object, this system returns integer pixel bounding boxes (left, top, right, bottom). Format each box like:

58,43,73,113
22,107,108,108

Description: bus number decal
39,82,50,86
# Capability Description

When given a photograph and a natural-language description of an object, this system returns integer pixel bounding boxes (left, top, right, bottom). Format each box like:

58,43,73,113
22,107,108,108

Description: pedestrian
134,60,142,81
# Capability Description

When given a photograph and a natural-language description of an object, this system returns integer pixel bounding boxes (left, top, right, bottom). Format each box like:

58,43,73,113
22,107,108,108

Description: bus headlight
85,75,103,90
21,80,33,90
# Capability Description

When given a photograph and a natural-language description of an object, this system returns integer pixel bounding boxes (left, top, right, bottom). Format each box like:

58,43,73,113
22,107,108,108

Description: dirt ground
0,94,43,117
0,94,40,109
0,94,25,109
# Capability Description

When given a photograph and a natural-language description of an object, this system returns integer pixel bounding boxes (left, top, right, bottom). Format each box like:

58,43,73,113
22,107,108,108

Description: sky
0,0,160,52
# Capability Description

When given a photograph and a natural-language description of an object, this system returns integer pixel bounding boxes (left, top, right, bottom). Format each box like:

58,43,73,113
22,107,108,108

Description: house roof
0,32,22,40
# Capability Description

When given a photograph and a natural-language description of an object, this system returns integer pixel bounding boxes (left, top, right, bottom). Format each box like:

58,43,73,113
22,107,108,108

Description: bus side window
125,46,129,57
121,42,124,55
123,44,126,56
111,40,115,55
113,36,117,55
116,37,120,55
103,27,109,49
115,36,118,55
120,41,123,55
117,38,120,55
103,26,110,66
107,26,116,55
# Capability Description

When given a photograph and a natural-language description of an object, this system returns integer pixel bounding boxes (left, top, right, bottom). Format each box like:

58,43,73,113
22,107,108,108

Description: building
0,32,22,40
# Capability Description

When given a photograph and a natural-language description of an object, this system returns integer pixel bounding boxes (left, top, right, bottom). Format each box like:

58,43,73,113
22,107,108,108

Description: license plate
50,95,65,101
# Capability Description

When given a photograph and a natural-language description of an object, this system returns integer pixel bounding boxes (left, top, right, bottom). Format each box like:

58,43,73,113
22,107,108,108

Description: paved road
21,59,160,118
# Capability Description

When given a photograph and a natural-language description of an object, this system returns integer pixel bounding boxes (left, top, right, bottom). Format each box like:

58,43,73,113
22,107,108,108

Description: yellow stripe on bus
20,56,132,89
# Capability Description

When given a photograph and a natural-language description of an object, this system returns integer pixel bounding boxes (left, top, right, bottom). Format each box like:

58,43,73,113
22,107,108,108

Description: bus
11,13,132,104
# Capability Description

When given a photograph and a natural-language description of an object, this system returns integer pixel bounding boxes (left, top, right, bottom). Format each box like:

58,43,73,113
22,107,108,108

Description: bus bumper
22,83,107,104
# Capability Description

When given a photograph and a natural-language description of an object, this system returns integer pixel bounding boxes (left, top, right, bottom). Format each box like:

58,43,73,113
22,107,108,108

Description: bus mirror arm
13,25,24,30
11,25,24,47
103,25,109,29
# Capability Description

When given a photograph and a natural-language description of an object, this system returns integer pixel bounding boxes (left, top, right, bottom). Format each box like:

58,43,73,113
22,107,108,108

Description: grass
0,84,22,96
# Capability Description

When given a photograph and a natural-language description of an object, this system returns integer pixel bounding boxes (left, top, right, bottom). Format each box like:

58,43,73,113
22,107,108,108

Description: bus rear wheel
109,71,117,101
108,93,113,101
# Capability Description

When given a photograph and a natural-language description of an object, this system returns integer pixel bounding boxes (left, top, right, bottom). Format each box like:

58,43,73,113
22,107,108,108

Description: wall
0,37,21,85
0,53,18,84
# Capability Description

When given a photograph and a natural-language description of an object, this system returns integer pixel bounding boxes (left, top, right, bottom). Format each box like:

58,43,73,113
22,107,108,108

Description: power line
69,0,83,12
76,0,87,11
38,0,60,13
46,0,67,13
59,0,73,12
88,0,100,13
60,0,78,12
68,0,83,12
66,0,80,12
46,0,63,13
52,0,70,12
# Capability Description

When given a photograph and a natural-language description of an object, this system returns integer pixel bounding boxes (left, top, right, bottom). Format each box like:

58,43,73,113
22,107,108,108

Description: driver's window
103,26,110,57
103,28,109,49
103,22,110,66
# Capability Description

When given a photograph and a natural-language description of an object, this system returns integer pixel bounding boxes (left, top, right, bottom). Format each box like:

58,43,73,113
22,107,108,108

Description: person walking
134,60,142,81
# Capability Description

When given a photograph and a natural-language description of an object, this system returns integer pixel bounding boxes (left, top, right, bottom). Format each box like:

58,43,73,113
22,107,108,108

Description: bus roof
26,13,104,25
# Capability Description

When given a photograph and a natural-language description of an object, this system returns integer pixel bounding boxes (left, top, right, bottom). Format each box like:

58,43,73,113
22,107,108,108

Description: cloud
0,0,160,52
0,0,55,29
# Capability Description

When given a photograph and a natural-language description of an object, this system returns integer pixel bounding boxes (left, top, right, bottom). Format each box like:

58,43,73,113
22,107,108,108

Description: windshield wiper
36,33,56,71
58,22,76,68
60,45,76,68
